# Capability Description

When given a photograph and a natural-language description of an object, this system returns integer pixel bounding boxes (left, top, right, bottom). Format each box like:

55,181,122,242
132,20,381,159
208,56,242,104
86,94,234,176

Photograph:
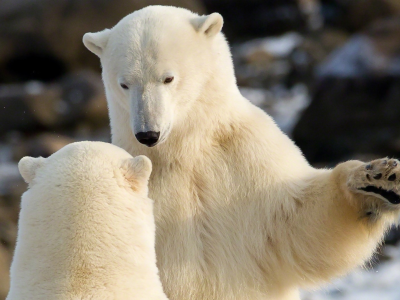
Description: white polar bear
83,6,400,300
7,141,168,300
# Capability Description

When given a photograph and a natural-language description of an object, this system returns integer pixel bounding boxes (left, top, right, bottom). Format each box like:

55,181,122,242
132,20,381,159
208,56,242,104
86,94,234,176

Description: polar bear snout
129,86,172,147
135,131,160,147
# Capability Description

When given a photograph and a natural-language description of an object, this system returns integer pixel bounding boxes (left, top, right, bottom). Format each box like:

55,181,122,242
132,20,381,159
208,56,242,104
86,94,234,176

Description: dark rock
0,243,10,300
385,225,400,245
344,0,400,32
202,0,400,40
293,18,400,163
321,0,400,33
57,71,109,129
0,166,22,300
0,0,205,82
233,32,305,87
0,71,108,137
293,75,400,163
233,27,349,88
202,0,307,40
12,133,75,159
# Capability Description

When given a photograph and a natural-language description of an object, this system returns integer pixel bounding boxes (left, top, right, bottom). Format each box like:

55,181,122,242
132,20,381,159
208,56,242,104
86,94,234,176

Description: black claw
374,173,382,180
359,186,400,204
388,174,396,181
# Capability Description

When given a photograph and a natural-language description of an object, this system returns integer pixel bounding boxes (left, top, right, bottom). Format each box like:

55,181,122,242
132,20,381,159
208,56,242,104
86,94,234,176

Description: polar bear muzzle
135,131,160,147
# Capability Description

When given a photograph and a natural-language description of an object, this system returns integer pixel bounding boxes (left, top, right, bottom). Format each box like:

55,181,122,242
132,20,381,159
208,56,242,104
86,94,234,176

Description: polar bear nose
135,131,160,147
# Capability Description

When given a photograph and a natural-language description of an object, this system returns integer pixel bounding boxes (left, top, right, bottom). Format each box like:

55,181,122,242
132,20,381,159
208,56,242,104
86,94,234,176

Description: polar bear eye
164,77,174,84
120,83,129,90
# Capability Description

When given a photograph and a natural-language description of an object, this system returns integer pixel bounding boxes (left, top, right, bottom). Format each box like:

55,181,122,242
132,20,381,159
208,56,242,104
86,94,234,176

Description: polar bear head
83,6,233,147
18,141,152,196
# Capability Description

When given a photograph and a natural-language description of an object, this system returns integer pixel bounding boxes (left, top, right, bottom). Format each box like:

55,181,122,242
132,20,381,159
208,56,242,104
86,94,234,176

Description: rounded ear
120,155,152,192
82,29,111,57
191,13,223,38
18,156,46,184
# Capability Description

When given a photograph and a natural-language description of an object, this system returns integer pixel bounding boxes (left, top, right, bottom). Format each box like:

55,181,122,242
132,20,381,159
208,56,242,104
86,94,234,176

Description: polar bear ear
82,29,111,57
120,155,152,191
192,13,224,38
18,156,46,184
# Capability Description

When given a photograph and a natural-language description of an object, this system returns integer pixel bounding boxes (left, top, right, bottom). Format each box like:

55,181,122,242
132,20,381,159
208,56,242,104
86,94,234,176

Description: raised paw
347,158,400,205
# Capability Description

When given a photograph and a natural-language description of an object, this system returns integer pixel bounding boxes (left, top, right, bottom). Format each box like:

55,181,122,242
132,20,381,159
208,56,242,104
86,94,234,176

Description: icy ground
301,243,400,300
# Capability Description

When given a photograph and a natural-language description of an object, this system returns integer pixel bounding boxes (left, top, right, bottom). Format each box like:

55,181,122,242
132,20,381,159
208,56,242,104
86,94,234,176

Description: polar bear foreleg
287,158,400,287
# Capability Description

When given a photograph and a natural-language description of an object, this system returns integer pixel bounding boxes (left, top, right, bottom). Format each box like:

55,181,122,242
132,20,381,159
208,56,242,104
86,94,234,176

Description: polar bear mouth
359,186,400,204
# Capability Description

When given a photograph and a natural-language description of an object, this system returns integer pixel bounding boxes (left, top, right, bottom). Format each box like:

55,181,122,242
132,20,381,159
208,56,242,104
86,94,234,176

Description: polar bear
83,6,400,300
7,141,168,300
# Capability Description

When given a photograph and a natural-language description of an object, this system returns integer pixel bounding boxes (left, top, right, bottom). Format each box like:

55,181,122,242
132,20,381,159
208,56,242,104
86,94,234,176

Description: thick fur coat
7,142,168,300
84,6,400,300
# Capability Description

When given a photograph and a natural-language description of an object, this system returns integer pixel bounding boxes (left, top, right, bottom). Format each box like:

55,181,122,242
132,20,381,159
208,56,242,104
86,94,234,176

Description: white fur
84,6,400,300
8,142,168,300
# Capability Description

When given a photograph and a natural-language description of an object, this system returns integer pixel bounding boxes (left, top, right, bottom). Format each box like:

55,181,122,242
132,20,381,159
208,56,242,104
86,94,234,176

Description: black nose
135,131,160,147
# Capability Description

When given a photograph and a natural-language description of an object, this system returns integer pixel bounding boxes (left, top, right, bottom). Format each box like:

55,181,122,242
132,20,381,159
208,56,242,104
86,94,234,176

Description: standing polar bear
7,142,168,300
83,6,400,300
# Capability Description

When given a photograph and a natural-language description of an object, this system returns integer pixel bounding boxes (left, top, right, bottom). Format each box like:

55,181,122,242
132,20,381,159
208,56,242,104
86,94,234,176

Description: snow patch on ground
240,84,310,134
302,243,400,300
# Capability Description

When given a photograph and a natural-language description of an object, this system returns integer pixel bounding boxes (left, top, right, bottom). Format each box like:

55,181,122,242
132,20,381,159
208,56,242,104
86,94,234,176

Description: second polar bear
83,6,400,300
7,142,168,300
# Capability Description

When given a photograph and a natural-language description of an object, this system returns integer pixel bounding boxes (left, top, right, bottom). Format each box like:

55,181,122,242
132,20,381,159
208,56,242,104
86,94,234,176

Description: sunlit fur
84,6,400,300
8,142,168,300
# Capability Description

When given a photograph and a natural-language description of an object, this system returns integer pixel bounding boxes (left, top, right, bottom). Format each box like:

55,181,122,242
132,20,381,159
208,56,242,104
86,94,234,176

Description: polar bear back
7,141,168,300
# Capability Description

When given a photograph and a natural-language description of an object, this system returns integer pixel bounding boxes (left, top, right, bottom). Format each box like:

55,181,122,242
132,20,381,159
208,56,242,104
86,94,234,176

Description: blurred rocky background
1,0,400,299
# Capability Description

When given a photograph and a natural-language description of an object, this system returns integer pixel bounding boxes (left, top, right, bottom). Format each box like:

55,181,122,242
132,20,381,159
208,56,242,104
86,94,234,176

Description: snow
240,84,310,134
301,243,400,300
259,32,304,58
317,35,400,78
237,32,304,59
